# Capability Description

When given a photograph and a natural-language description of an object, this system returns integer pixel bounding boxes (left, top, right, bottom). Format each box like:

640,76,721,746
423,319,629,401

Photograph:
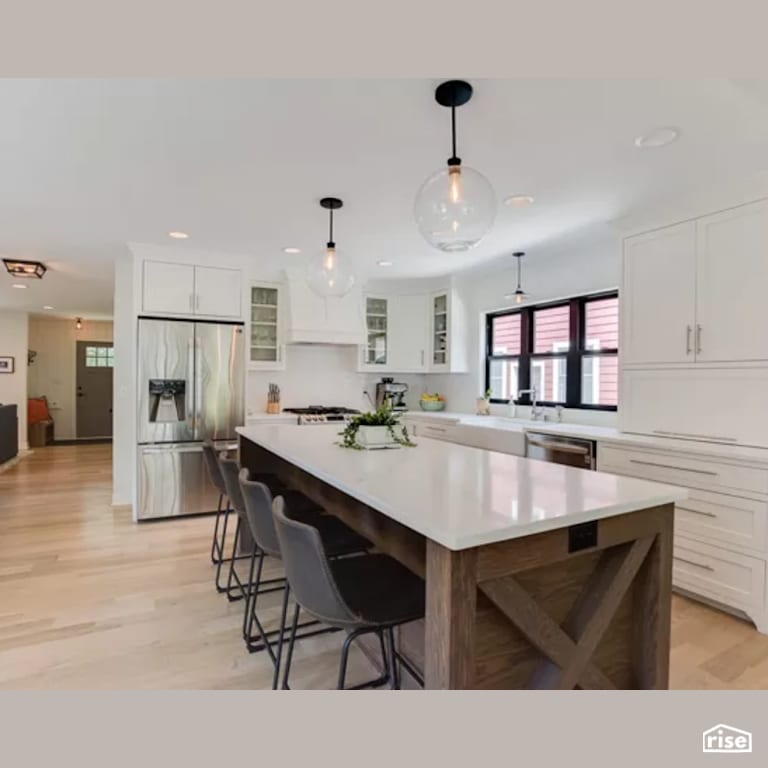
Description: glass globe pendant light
414,80,496,252
307,197,355,298
504,252,528,305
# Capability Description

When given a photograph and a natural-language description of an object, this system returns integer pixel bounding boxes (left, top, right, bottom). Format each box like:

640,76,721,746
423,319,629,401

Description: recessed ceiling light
12,283,27,289
282,247,301,254
634,127,679,149
168,231,189,239
377,260,394,267
43,305,54,310
504,195,535,207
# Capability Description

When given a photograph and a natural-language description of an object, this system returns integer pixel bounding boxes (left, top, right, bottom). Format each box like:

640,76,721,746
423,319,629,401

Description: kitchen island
237,424,687,689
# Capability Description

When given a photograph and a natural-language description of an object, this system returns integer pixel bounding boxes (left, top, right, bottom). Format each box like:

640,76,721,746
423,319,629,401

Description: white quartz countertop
403,411,768,465
237,424,686,551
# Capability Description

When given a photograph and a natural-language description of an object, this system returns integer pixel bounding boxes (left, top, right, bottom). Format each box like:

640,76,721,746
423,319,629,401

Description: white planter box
357,425,399,448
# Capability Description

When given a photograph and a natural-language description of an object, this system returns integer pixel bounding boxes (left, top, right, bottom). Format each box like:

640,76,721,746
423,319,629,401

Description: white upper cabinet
361,296,389,370
141,260,242,319
388,294,429,373
142,261,196,315
428,289,468,373
695,200,768,363
194,266,242,319
622,221,697,366
623,198,768,367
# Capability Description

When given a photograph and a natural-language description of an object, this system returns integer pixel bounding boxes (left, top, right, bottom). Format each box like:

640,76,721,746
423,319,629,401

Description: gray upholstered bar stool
272,496,426,690
218,455,288,602
239,468,371,669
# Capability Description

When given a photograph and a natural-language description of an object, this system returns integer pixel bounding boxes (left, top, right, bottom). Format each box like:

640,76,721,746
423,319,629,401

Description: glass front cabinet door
431,292,449,370
249,283,285,370
362,296,388,369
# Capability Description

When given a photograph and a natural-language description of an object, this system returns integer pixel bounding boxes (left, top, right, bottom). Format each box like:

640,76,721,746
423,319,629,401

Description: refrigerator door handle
194,331,203,440
187,333,196,436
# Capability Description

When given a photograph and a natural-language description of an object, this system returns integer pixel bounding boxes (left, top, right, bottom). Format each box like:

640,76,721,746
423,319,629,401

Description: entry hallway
1,444,768,689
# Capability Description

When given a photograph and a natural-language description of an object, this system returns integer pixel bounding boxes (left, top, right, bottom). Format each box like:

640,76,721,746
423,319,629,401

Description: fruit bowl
419,399,446,411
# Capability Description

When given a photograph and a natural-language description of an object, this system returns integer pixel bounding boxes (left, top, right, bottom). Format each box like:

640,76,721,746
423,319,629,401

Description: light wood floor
1,443,768,689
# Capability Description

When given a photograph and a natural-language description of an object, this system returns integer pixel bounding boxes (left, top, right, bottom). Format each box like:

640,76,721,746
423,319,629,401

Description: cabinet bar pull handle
677,505,717,518
696,324,702,354
674,556,715,572
629,458,718,476
686,325,692,354
189,294,194,311
421,350,424,366
652,429,737,443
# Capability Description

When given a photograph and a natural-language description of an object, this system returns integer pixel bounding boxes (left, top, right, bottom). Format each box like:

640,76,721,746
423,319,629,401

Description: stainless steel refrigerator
136,317,244,520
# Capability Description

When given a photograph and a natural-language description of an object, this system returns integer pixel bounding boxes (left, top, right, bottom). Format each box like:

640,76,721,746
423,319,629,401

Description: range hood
283,268,365,346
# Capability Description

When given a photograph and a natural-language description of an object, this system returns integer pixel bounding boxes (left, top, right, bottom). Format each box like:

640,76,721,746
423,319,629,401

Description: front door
76,341,114,438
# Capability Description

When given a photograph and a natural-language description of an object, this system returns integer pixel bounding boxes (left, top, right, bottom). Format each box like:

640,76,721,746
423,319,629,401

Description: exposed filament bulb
448,165,462,204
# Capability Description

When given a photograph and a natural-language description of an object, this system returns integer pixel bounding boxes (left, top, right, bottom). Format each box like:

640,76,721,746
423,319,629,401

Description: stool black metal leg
385,627,400,690
280,602,301,690
242,543,262,640
214,502,232,592
210,492,224,564
272,584,291,690
225,517,245,602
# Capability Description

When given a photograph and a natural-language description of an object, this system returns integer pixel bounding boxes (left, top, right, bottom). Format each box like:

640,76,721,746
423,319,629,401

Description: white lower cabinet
620,367,768,449
597,441,768,633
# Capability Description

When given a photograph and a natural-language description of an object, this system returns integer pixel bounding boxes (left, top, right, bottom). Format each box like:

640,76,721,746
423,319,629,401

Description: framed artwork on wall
0,356,15,373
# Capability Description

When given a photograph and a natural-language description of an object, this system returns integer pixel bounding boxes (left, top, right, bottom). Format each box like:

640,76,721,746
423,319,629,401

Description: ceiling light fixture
43,305,54,310
3,258,47,279
377,260,393,267
12,283,28,289
504,251,529,305
75,317,83,330
504,195,535,207
168,231,189,239
634,127,679,149
307,197,355,298
414,80,496,252
282,247,302,254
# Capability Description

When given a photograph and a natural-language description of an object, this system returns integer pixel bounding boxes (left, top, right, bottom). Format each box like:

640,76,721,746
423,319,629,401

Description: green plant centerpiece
337,404,417,450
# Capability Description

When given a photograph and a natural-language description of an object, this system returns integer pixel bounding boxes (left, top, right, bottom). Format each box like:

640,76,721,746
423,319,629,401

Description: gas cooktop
283,406,361,424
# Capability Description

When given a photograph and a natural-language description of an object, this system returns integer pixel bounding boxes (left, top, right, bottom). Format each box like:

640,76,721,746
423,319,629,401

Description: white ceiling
3,78,768,317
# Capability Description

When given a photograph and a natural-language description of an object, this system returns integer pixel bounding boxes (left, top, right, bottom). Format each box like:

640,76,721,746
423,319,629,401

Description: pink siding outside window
585,297,619,350
534,305,570,353
491,314,521,355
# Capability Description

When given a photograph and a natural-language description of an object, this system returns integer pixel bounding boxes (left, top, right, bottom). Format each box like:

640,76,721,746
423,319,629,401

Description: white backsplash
246,344,428,415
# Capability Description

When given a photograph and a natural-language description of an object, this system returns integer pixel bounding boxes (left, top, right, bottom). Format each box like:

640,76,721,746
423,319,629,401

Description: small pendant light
414,80,496,252
307,197,355,298
504,252,528,305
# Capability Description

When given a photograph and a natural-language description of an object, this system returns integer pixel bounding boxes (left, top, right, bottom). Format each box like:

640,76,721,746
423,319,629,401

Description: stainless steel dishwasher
525,431,596,470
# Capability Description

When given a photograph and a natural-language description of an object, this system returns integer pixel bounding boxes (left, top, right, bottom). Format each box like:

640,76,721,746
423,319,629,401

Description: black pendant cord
448,104,461,166
328,209,335,248
516,255,522,291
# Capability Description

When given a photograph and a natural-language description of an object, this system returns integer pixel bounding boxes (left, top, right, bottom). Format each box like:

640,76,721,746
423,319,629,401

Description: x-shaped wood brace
479,535,655,690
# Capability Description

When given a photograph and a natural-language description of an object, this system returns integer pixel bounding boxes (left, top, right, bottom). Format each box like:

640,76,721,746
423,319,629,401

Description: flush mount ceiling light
282,247,302,254
377,260,393,267
504,195,535,207
634,127,680,149
168,231,189,239
43,305,54,310
306,197,355,298
414,80,496,252
3,258,47,279
12,283,28,289
504,251,529,305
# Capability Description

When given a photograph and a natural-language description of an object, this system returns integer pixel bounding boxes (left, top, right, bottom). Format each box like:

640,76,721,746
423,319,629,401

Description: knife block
266,400,281,414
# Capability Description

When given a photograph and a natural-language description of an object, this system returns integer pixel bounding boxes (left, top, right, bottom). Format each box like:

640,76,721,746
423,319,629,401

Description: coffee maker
375,377,408,412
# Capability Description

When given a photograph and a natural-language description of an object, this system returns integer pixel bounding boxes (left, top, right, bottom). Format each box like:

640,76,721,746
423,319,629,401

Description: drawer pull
674,556,715,572
629,458,718,476
677,505,717,518
652,429,738,443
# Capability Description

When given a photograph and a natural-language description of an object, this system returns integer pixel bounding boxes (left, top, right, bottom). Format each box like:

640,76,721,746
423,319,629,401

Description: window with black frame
485,291,618,410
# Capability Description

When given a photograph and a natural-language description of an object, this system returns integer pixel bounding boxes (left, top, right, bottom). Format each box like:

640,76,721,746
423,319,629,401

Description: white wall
112,254,135,507
27,317,113,440
0,310,29,450
247,344,426,415
429,230,622,423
